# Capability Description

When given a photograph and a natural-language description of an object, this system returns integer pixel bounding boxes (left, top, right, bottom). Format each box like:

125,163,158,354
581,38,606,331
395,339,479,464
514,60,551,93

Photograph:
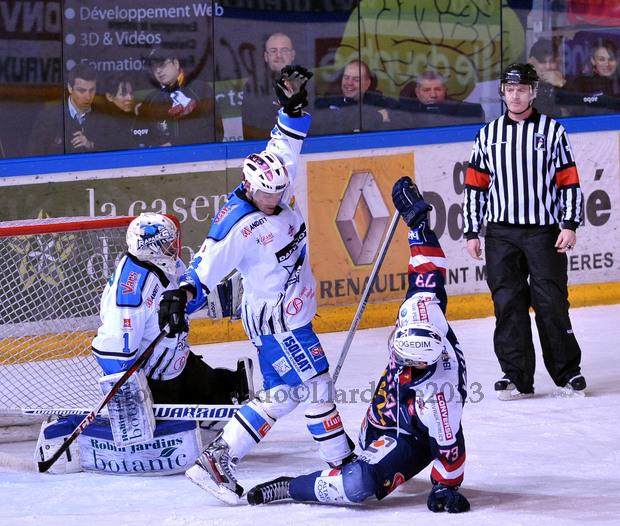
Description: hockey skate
247,476,293,505
494,376,534,401
554,374,587,398
186,434,244,505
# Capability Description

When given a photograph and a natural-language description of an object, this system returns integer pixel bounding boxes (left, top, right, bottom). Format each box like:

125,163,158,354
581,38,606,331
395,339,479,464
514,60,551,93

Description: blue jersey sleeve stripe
277,110,311,137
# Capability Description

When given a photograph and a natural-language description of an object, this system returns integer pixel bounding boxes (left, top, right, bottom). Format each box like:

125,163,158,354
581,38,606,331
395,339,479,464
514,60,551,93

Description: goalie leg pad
34,418,82,474
99,368,155,447
78,418,201,476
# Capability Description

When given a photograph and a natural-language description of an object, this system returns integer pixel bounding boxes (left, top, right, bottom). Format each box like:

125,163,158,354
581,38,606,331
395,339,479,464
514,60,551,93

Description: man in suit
29,64,105,155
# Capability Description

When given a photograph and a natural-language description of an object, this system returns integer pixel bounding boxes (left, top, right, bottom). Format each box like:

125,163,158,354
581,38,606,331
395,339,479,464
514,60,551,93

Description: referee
463,63,586,400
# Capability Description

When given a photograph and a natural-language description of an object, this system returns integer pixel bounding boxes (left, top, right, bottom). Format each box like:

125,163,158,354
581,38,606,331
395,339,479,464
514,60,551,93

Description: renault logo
336,171,389,265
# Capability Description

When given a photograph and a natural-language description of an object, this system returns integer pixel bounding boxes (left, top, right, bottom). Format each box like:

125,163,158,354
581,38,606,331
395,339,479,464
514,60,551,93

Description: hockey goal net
0,216,136,440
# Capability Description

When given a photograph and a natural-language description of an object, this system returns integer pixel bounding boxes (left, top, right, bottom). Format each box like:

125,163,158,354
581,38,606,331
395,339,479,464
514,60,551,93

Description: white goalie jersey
181,110,316,340
92,254,190,381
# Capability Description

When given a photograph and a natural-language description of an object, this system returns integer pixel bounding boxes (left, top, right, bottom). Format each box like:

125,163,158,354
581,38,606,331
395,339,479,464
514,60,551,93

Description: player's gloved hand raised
274,65,313,117
158,289,188,337
392,176,432,229
427,484,470,513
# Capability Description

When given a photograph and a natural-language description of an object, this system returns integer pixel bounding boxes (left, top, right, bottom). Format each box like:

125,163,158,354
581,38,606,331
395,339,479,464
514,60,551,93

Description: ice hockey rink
1,304,619,526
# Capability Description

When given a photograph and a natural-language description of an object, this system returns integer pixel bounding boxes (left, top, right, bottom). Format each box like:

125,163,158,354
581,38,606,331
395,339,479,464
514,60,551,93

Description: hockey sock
289,468,349,503
221,399,276,460
305,403,352,465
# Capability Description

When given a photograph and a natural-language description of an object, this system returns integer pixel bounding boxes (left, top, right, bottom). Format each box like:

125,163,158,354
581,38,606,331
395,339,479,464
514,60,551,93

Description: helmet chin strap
510,102,533,115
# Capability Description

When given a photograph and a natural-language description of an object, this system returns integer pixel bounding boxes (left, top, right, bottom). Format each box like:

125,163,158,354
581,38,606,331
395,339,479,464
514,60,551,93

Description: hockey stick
332,210,400,384
37,325,169,473
24,404,241,421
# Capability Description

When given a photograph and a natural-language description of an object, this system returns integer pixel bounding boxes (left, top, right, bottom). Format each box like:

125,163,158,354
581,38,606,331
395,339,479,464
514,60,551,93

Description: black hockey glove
274,65,313,117
392,176,432,229
427,484,470,513
158,289,188,337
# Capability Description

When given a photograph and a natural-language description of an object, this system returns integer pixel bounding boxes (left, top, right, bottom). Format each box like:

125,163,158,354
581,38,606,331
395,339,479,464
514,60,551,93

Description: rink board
1,118,619,346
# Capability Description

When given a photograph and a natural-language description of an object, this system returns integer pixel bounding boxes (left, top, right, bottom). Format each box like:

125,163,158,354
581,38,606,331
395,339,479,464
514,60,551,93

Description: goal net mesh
0,216,134,415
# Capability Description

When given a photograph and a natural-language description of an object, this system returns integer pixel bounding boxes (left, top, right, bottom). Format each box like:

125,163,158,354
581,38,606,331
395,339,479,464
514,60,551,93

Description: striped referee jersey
463,109,583,238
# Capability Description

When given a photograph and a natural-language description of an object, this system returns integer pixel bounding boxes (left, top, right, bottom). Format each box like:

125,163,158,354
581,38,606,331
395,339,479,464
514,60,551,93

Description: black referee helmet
501,63,539,85
499,63,539,99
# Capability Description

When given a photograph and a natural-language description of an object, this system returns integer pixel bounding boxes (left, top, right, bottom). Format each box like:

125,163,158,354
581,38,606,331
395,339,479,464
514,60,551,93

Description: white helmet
243,151,289,195
126,213,179,275
391,321,444,367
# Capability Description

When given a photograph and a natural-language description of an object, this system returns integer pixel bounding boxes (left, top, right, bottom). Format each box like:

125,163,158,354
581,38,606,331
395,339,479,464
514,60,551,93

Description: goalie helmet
126,213,179,275
391,321,444,367
243,151,289,195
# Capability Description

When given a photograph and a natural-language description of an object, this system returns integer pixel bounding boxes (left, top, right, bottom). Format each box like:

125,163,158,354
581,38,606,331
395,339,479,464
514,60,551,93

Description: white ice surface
1,304,619,526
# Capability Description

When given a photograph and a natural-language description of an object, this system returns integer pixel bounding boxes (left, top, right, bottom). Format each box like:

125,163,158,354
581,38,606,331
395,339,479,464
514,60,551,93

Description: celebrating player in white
246,178,470,513
158,66,355,504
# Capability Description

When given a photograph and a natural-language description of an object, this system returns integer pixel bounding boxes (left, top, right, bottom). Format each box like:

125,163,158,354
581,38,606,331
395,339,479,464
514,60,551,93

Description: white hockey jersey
92,254,190,381
181,110,316,341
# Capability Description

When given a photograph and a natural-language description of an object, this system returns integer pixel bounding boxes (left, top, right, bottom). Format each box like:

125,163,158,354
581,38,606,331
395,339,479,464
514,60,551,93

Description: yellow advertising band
188,281,620,345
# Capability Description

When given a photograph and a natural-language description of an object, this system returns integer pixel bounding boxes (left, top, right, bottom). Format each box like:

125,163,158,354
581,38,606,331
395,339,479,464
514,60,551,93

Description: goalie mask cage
0,216,141,430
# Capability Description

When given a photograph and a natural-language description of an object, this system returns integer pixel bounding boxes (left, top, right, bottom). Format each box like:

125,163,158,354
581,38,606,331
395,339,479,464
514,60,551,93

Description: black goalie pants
148,351,240,405
484,223,583,393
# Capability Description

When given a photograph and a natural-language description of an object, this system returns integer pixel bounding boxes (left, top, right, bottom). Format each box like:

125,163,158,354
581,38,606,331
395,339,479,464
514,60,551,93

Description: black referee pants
485,223,582,392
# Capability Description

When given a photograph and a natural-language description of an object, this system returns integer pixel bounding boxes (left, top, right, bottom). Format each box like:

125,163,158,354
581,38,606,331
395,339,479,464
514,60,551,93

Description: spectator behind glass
28,64,104,155
415,71,448,104
313,60,391,134
241,32,296,140
135,48,221,147
97,73,140,151
396,70,485,128
564,38,620,114
528,39,569,117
